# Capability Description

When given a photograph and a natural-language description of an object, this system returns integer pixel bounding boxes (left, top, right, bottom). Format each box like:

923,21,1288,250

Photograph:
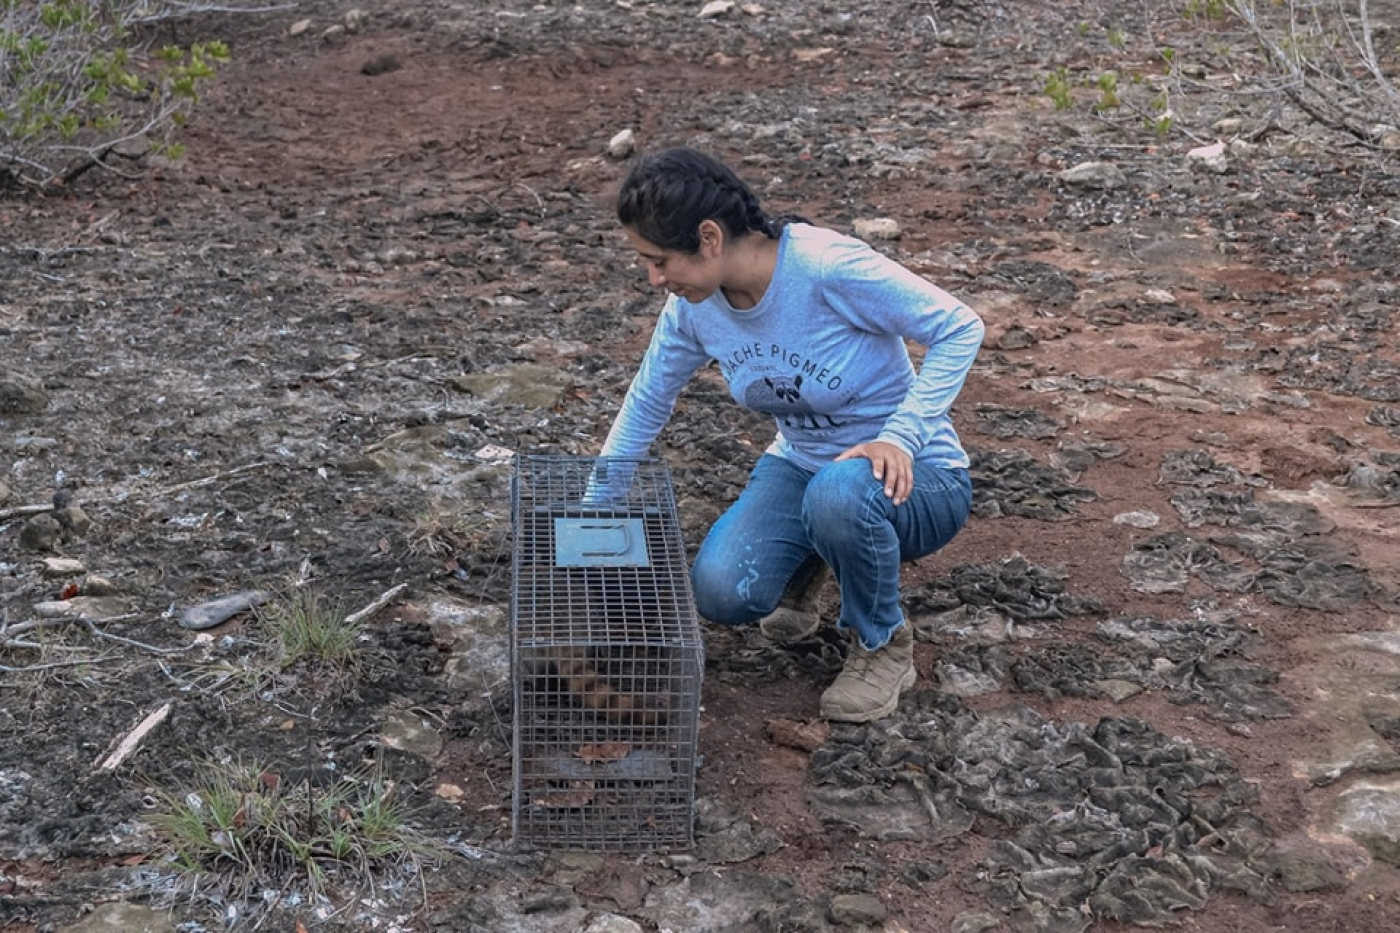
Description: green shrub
0,1,259,188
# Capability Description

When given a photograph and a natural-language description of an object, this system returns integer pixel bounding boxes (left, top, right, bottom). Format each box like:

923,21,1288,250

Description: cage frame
509,454,704,852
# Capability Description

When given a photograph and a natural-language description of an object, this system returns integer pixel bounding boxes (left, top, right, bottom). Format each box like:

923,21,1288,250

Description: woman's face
624,223,724,303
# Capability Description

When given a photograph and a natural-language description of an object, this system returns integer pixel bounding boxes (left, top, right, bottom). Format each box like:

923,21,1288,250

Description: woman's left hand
835,441,914,505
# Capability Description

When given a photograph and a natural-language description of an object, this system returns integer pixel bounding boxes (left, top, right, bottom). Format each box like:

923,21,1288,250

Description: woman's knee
690,555,772,625
803,459,878,537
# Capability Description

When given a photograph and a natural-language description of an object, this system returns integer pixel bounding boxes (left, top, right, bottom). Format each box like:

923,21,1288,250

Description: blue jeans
691,454,972,650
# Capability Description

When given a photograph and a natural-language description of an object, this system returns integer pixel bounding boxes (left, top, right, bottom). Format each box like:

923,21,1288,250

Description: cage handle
575,521,634,557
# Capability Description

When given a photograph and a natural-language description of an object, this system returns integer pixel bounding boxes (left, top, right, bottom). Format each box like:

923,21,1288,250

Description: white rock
40,557,86,578
584,915,646,933
853,217,902,241
699,0,735,17
1056,161,1125,189
289,18,312,36
1186,140,1229,173
344,9,368,32
1113,510,1161,529
1142,289,1176,305
608,128,637,159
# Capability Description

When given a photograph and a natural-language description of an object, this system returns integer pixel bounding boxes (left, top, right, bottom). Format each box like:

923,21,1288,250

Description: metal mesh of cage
510,455,703,852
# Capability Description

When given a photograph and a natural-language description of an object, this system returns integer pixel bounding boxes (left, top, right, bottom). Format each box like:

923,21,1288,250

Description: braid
617,147,793,250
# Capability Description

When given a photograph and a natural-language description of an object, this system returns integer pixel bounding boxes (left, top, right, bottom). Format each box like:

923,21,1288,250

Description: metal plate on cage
554,517,651,568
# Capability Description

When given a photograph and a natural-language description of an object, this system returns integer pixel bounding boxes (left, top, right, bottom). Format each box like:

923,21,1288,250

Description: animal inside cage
510,455,704,851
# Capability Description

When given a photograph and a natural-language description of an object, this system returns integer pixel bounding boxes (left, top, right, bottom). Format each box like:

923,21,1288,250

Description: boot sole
819,665,917,724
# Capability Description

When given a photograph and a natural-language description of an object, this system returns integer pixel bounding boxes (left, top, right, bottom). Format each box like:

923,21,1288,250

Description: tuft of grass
151,755,445,902
1044,67,1074,110
405,502,498,561
263,588,362,672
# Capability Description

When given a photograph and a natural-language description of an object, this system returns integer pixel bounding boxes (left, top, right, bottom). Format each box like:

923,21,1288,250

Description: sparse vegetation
0,1,278,188
1221,0,1400,146
151,755,445,910
263,588,363,672
1040,2,1400,148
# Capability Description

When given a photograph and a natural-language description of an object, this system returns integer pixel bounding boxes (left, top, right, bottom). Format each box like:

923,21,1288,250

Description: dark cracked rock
809,694,1278,929
969,448,1099,522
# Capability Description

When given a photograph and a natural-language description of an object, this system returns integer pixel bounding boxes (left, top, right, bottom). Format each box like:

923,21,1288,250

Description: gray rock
0,370,48,415
583,915,645,933
59,900,176,932
54,504,91,538
1057,161,1126,189
19,513,62,552
1265,848,1347,893
829,893,887,925
1329,779,1400,864
177,590,272,630
951,911,1003,933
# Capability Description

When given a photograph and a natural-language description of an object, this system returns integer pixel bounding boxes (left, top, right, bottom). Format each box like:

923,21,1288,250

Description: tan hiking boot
758,561,830,642
819,624,916,723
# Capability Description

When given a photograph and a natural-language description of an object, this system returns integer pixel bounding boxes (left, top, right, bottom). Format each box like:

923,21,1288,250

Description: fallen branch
94,701,173,771
0,503,53,521
158,461,273,497
344,583,409,626
2,613,186,655
0,656,121,675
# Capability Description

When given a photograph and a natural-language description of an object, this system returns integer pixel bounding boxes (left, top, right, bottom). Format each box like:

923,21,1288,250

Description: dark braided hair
617,147,798,253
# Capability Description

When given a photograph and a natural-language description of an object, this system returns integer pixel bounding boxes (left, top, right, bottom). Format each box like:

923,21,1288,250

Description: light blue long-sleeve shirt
599,222,985,473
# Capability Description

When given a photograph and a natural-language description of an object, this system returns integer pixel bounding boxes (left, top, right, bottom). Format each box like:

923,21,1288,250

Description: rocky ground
5,1,1400,931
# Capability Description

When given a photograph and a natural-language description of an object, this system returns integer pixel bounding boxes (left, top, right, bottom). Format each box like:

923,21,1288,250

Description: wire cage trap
510,455,704,852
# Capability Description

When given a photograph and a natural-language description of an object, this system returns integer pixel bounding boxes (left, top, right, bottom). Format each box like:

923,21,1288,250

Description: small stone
583,915,645,933
608,128,637,160
996,325,1037,350
699,0,735,17
1142,288,1176,305
1113,510,1160,529
63,901,177,933
361,53,402,76
40,557,86,578
1057,161,1125,189
83,575,118,596
1095,679,1145,702
54,504,91,538
380,709,444,758
19,513,62,552
0,370,48,415
320,24,346,43
951,911,1003,933
33,600,80,618
289,18,312,36
1186,140,1229,174
436,783,465,803
345,8,369,32
829,893,888,925
1267,849,1347,893
853,217,901,240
